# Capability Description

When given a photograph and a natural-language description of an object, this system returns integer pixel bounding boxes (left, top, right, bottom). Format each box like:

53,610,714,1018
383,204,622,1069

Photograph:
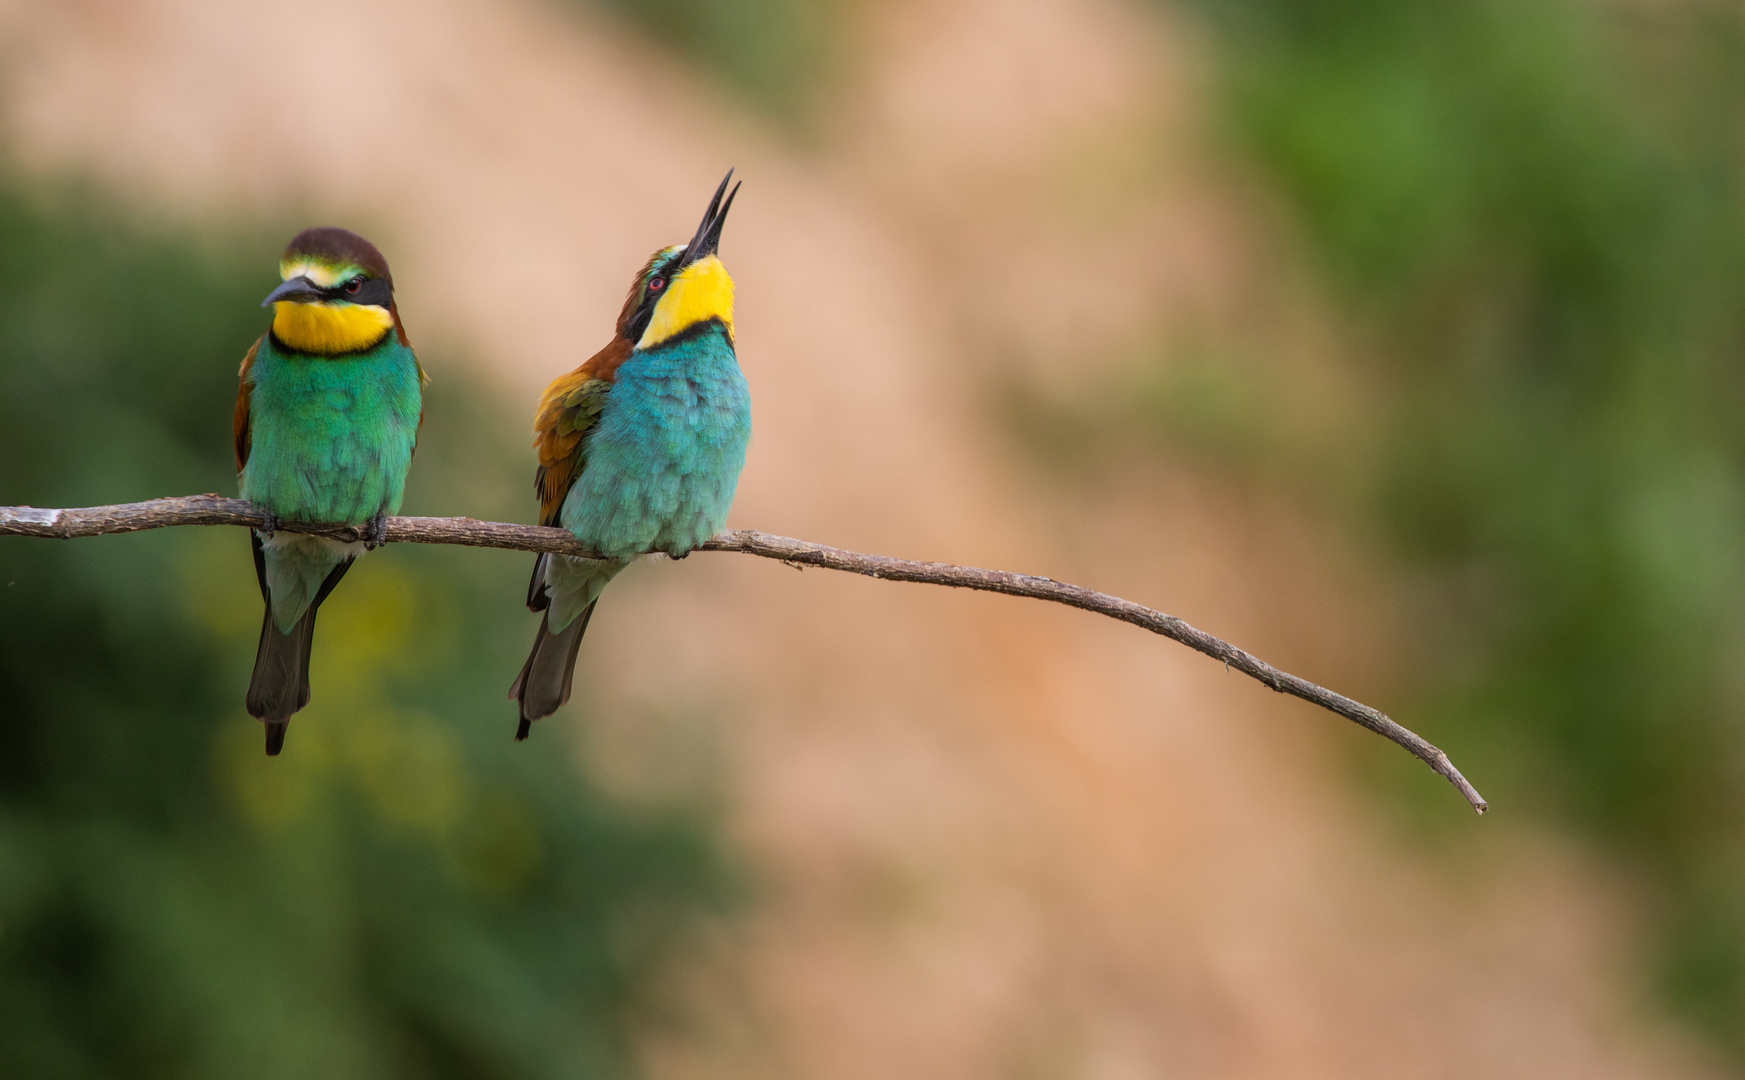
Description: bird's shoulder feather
532,337,628,525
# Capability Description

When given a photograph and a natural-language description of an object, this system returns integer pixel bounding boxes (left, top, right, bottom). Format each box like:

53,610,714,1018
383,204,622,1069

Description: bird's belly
259,531,364,631
241,350,422,524
561,361,751,559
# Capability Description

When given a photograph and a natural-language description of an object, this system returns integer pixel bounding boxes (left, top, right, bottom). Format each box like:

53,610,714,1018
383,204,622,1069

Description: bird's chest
600,359,749,462
563,341,751,556
242,344,422,519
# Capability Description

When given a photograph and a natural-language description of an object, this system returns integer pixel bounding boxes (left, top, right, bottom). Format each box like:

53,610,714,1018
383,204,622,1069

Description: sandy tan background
0,0,1721,1075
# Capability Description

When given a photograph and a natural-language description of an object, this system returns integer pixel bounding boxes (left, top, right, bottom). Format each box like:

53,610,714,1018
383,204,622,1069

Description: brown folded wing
233,337,261,473
531,336,630,526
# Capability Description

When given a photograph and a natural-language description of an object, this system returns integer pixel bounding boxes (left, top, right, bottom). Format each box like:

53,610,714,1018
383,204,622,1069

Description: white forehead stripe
280,260,355,288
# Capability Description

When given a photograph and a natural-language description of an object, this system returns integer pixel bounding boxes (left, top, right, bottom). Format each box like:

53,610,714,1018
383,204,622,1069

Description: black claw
265,721,288,756
515,718,532,741
258,509,282,539
363,510,389,550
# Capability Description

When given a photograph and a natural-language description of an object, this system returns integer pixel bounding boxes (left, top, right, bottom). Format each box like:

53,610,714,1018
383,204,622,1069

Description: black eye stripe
321,277,392,306
628,264,676,334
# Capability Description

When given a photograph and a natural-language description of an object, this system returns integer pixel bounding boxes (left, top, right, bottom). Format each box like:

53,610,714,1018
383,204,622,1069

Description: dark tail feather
245,602,316,730
246,556,354,754
526,552,551,612
251,531,269,601
508,600,596,737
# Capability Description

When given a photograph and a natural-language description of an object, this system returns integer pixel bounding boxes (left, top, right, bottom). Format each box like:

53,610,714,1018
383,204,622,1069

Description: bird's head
263,227,404,355
616,170,742,351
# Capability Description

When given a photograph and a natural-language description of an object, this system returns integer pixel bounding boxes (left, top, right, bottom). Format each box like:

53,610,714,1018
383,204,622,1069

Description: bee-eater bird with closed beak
235,228,425,755
512,170,752,737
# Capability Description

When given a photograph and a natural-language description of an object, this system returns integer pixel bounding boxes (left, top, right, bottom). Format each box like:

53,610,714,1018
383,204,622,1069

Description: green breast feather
240,334,424,523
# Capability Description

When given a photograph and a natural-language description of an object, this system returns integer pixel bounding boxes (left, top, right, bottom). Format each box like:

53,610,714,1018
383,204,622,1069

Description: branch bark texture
0,495,1488,813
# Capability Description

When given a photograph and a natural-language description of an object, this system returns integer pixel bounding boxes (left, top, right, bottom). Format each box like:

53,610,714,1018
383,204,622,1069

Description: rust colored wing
531,337,629,526
234,337,261,473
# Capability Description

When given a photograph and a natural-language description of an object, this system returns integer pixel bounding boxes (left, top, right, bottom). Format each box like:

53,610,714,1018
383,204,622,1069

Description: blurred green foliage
0,185,730,1078
1178,0,1745,1056
587,0,838,121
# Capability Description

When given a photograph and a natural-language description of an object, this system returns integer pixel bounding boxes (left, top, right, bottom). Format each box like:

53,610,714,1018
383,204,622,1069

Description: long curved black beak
677,169,742,269
261,276,323,307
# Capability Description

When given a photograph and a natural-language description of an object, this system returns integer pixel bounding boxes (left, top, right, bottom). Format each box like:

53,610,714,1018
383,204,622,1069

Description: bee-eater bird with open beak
512,170,752,737
235,228,425,755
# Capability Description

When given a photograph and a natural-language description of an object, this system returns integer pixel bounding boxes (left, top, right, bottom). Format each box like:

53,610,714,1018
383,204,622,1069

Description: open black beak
677,169,742,269
261,276,324,307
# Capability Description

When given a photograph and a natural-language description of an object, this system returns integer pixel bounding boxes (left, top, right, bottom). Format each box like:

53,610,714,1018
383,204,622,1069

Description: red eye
345,278,364,295
647,277,665,292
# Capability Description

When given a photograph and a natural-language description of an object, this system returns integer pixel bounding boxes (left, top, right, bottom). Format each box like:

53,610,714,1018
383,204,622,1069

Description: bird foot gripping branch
362,510,390,550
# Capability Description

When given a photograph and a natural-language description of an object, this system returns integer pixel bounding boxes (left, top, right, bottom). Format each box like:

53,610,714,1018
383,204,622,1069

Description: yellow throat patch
272,301,395,355
639,255,735,349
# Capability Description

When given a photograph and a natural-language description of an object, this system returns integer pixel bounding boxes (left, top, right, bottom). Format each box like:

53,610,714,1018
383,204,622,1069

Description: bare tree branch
0,494,1488,813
